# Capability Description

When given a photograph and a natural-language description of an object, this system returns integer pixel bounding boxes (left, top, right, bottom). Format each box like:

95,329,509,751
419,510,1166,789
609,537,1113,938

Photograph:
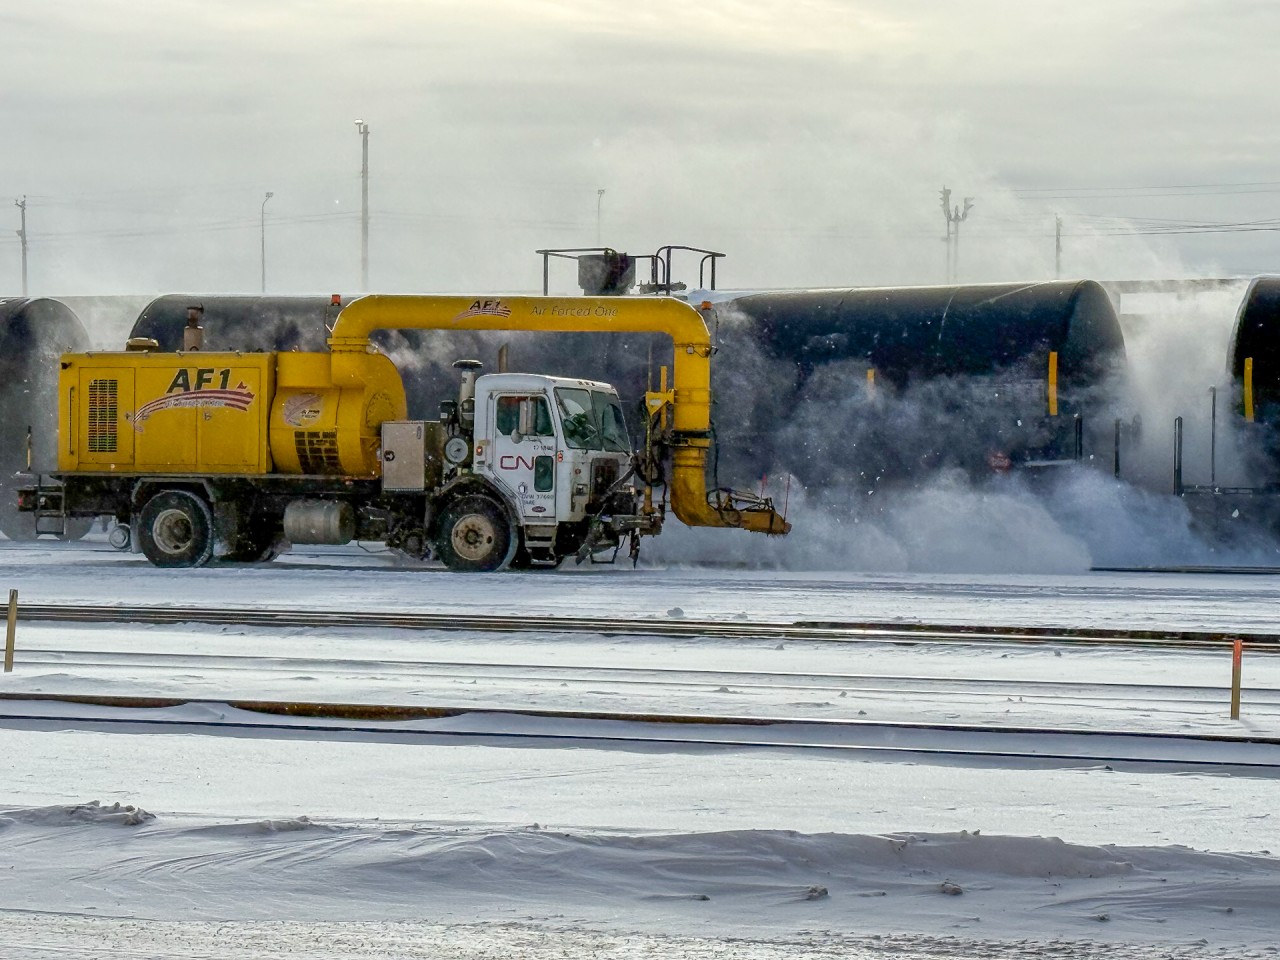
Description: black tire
137,490,215,568
435,495,513,572
220,520,283,563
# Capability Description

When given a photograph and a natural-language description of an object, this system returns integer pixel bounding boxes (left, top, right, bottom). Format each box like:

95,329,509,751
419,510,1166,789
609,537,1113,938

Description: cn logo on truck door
491,395,557,516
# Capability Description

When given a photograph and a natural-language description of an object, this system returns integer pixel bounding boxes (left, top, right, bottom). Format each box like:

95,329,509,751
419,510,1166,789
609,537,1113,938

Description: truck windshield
555,387,630,453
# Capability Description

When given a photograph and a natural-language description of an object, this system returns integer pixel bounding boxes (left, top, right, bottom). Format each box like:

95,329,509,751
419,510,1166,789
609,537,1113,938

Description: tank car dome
0,297,90,539
727,280,1125,386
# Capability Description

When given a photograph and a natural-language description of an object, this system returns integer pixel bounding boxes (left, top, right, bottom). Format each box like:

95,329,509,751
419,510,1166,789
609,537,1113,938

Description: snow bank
1,807,1275,948
0,800,154,827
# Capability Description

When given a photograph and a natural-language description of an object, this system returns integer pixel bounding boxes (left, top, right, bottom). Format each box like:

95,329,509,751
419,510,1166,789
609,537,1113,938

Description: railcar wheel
59,518,94,541
0,507,36,542
435,496,513,572
107,523,131,551
0,508,93,542
137,491,214,568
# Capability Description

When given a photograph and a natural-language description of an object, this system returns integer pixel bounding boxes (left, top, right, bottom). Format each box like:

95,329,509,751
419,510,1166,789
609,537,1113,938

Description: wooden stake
4,590,15,673
1230,637,1243,720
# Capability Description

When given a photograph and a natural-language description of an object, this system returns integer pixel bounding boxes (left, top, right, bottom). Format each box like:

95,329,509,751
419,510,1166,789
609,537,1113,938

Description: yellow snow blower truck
17,295,789,570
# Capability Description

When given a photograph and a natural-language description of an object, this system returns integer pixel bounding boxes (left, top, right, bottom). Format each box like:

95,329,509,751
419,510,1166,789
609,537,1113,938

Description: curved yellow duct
328,295,789,535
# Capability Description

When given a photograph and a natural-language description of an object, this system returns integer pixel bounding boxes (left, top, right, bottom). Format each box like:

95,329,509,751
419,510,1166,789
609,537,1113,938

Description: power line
1014,178,1280,193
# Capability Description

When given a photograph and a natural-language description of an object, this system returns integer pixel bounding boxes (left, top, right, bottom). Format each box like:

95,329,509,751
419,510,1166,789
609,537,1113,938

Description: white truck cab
380,368,653,571
473,373,632,527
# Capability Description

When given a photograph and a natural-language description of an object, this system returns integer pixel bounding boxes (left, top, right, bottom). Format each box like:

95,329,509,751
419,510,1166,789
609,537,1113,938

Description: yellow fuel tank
269,351,406,476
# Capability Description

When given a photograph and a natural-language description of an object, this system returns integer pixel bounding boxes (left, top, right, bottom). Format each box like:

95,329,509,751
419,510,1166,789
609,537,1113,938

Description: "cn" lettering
499,455,536,470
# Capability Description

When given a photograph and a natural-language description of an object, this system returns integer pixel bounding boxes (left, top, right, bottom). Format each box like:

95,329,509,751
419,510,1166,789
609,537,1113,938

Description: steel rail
13,646,1280,708
11,603,1280,649
1,693,1277,772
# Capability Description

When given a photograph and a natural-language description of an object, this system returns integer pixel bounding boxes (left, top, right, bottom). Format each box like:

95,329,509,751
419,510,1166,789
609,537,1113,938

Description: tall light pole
596,188,605,246
939,186,974,283
1054,214,1063,279
355,119,370,289
15,196,28,296
939,187,952,282
260,191,273,293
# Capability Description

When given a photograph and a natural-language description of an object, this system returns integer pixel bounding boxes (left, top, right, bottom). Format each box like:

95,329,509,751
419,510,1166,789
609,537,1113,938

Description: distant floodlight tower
260,191,273,293
939,186,975,282
596,188,605,246
355,119,370,289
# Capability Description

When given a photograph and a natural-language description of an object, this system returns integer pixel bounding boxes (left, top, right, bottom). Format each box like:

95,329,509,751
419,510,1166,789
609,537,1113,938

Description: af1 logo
132,367,256,432
166,367,234,393
452,298,513,323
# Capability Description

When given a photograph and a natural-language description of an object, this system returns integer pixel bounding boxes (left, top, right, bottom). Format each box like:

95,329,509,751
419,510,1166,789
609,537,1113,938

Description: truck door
489,393,557,519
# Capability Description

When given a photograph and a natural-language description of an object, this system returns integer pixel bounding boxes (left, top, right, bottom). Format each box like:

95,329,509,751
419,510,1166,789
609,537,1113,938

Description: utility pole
596,188,605,246
260,191,274,293
1054,215,1063,279
14,196,28,296
939,186,974,283
355,119,370,290
939,187,952,282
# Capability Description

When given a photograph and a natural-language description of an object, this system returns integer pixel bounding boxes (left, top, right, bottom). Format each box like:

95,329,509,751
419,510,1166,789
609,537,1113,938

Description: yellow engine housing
270,351,406,476
56,349,406,477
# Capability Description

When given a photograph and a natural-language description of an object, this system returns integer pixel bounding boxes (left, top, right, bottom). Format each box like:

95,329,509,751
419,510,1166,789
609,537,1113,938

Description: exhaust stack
453,359,483,430
182,306,204,352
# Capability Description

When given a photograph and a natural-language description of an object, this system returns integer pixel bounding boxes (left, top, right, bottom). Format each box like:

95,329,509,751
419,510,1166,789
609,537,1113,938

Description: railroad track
13,647,1280,714
1,693,1278,774
12,602,1280,649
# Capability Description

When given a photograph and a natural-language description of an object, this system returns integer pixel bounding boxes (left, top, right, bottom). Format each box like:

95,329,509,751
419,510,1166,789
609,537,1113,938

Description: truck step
34,513,67,537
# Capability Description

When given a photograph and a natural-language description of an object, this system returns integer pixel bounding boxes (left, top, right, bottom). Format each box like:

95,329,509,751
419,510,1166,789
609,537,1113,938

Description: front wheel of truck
435,495,512,572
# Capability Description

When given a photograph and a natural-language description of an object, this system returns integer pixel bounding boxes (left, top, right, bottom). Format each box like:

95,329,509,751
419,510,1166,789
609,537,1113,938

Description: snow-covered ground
2,539,1279,958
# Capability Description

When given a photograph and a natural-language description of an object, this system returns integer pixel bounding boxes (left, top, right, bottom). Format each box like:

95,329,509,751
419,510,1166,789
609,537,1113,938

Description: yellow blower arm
328,294,790,535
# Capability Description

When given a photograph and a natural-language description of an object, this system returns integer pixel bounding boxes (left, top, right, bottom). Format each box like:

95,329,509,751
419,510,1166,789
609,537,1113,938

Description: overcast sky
2,0,1277,296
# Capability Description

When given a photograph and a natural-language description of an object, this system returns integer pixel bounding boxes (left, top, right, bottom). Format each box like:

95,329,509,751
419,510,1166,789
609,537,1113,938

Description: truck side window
496,396,553,436
534,455,554,492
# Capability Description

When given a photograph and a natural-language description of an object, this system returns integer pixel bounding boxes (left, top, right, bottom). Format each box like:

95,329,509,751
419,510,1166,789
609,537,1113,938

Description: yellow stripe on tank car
1244,357,1255,422
1047,351,1059,417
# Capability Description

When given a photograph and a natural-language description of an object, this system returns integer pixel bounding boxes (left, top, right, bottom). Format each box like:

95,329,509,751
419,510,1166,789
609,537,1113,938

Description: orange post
1047,351,1059,417
4,589,15,673
1230,637,1243,720
1244,358,1255,423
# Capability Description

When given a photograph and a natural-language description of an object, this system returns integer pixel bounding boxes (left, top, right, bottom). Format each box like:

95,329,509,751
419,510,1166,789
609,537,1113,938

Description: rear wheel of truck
435,495,512,572
137,490,215,568
220,520,283,563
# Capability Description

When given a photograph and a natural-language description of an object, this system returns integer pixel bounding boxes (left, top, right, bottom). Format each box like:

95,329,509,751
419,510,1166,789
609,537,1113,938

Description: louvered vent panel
87,379,118,453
